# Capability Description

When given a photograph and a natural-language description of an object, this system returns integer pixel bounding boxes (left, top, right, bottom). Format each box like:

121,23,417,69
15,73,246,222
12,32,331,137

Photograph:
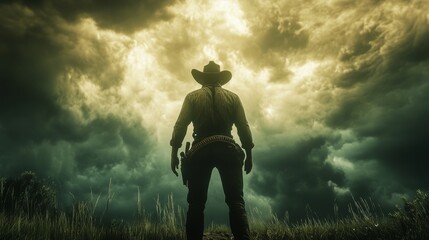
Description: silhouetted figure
170,61,254,240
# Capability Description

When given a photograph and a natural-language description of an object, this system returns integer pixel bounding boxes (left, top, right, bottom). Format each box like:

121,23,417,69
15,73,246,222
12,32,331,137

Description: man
170,61,254,240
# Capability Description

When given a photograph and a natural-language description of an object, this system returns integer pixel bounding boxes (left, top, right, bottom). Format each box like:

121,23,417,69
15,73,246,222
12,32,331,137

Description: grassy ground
1,173,428,240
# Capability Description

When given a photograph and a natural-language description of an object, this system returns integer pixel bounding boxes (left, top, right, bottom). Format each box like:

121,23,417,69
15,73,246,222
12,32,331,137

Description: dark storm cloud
255,14,309,83
320,3,429,208
236,0,429,221
0,2,132,151
3,0,177,33
0,2,157,218
73,116,151,170
0,5,77,147
239,4,309,83
250,135,347,221
257,15,309,52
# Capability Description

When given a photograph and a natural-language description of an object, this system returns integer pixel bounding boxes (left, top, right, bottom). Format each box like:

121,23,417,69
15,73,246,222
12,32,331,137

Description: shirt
170,86,254,150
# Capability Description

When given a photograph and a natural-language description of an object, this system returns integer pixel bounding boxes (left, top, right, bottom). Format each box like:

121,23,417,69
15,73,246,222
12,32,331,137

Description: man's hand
244,149,253,174
171,155,179,176
244,157,253,174
171,147,179,176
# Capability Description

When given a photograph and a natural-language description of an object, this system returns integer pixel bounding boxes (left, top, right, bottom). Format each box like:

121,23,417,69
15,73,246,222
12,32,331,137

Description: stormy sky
1,0,428,224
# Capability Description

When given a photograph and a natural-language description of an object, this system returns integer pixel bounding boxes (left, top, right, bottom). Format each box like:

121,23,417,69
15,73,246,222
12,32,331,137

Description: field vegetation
1,172,428,240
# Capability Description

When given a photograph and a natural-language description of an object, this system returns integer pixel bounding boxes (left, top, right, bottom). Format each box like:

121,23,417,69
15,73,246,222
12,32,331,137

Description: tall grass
0,173,428,240
248,191,429,240
0,174,185,240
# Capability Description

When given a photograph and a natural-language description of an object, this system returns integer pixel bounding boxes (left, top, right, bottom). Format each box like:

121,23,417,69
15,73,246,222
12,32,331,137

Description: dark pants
186,142,250,240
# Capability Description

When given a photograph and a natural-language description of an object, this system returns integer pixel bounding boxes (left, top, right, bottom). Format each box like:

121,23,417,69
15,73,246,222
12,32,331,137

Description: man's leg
217,151,250,240
186,158,213,240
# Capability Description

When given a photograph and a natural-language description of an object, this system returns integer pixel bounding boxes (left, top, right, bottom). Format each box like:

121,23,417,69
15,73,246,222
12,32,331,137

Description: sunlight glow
212,0,250,35
78,77,102,109
175,0,249,36
125,46,155,80
290,61,319,83
261,104,278,123
203,45,219,60
265,106,274,117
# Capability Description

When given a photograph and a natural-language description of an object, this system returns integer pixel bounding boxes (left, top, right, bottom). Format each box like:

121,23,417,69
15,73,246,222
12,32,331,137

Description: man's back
171,85,253,150
187,86,238,128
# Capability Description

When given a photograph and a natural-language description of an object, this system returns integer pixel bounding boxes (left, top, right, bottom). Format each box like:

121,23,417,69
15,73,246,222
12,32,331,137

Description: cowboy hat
191,61,232,86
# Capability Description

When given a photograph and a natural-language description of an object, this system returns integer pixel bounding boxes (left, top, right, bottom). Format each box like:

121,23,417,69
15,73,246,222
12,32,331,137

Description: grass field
1,172,428,240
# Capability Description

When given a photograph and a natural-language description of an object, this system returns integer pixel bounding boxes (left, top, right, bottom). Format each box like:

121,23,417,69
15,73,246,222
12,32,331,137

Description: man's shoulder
185,87,239,100
186,88,205,97
219,88,241,103
219,87,238,97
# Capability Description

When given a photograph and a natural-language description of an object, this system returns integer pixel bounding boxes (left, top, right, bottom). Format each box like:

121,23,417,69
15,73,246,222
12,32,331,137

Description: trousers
186,142,250,240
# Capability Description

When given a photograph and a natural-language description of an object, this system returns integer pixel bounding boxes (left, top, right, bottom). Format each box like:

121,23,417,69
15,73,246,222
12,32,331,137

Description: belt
192,131,232,141
187,135,239,160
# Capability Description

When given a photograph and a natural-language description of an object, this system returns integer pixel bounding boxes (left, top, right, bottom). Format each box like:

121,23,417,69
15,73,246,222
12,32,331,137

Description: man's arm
234,97,254,174
235,97,254,150
170,95,192,176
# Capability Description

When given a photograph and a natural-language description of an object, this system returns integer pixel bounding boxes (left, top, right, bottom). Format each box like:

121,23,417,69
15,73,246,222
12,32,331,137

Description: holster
180,142,191,187
180,136,244,187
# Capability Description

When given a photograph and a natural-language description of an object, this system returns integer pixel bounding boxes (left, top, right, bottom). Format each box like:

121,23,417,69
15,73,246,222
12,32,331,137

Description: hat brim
191,69,232,86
